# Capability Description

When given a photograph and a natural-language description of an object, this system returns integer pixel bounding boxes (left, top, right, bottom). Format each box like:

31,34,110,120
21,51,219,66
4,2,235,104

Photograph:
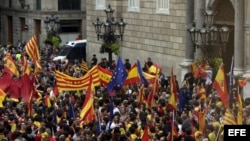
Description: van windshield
56,46,72,56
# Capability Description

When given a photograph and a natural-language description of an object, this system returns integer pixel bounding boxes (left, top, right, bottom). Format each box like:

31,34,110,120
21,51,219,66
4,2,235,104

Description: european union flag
107,56,128,93
137,59,149,85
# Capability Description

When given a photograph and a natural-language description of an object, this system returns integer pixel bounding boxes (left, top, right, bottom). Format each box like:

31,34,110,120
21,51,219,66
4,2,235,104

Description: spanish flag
141,124,149,141
213,64,229,107
22,55,31,75
44,94,51,108
0,89,7,108
148,63,161,75
168,67,178,110
80,76,94,120
238,77,250,88
4,54,19,77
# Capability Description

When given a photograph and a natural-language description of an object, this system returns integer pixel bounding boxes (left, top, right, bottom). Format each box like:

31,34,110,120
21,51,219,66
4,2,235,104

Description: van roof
65,39,87,47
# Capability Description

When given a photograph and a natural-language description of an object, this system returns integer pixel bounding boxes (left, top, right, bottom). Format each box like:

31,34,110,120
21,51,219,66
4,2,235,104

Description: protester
0,40,248,141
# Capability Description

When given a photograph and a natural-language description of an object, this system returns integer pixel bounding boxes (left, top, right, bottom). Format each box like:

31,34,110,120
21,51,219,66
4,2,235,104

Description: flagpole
215,125,222,141
172,109,175,141
229,56,234,108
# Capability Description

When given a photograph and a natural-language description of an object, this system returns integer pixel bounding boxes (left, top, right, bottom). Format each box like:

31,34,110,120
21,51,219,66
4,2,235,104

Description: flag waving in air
168,67,178,110
213,63,229,107
107,56,128,93
25,35,42,70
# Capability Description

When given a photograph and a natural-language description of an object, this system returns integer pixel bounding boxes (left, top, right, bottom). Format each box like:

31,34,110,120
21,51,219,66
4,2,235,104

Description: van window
57,46,72,56
67,43,86,62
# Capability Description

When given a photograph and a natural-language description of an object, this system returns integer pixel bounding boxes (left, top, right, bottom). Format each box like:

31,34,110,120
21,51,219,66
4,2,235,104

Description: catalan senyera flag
81,60,89,72
222,108,236,125
55,65,112,91
25,35,42,70
4,54,19,77
168,67,178,110
237,91,243,125
80,76,94,120
0,89,7,108
213,64,229,107
55,66,100,91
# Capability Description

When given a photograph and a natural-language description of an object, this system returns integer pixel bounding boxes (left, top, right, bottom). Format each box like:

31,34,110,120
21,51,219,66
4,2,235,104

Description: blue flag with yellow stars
107,56,128,93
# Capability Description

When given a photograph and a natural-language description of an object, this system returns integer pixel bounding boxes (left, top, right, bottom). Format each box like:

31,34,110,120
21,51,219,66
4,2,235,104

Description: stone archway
210,0,235,73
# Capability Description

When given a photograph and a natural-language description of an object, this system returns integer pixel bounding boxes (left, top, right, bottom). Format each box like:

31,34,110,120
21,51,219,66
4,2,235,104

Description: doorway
213,0,235,73
7,16,13,44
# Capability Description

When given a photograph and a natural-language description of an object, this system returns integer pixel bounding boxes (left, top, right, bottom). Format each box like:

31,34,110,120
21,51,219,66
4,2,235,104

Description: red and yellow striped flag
222,108,236,125
81,60,89,72
237,91,243,124
25,35,42,70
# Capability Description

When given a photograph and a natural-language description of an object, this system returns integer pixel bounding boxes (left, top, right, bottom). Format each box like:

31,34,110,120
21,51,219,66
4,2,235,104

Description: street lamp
44,15,60,37
188,7,230,58
93,4,126,65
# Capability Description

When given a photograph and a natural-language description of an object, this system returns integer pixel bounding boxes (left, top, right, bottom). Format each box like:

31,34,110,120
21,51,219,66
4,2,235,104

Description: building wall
86,0,187,78
0,0,86,48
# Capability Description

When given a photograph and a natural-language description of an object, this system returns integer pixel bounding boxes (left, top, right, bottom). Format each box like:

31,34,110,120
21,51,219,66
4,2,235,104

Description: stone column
234,0,245,76
194,0,205,59
180,0,195,81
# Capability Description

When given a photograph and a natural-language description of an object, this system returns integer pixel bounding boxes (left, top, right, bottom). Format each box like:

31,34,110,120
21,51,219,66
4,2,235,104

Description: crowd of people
0,41,249,141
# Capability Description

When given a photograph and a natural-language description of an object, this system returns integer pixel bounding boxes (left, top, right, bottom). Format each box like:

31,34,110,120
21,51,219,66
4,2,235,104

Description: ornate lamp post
188,7,230,58
93,4,126,65
44,15,60,38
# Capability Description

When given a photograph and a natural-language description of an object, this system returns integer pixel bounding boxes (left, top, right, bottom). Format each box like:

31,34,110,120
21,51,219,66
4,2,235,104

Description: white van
53,39,87,63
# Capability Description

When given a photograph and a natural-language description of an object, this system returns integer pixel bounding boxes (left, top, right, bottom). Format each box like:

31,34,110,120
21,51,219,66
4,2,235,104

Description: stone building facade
86,0,250,99
86,0,187,77
0,0,86,47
